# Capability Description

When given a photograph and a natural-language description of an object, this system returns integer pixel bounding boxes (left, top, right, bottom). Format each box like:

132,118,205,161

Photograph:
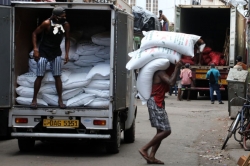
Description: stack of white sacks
126,31,202,104
16,31,111,108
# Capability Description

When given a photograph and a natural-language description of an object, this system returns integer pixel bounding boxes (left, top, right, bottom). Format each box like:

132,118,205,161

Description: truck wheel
18,138,35,152
124,119,135,143
106,114,121,154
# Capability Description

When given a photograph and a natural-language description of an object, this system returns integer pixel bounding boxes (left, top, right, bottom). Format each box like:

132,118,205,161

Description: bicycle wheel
234,126,243,142
221,115,240,150
243,122,250,150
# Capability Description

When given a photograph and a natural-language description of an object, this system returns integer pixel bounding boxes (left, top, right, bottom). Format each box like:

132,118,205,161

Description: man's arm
32,20,49,61
63,23,70,64
158,15,162,21
158,61,182,86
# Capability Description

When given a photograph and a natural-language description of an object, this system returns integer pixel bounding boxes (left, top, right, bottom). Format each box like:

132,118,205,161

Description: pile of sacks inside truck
181,46,226,66
16,27,111,108
126,31,206,104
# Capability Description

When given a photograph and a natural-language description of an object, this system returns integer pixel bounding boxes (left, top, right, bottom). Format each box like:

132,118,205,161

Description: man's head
185,63,190,68
210,63,215,68
52,7,66,24
159,10,162,14
236,56,242,62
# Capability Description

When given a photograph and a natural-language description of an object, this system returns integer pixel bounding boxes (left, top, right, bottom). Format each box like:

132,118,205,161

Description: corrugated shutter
0,0,31,6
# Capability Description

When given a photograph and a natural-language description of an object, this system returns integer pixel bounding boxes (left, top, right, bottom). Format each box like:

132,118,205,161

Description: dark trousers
209,83,222,102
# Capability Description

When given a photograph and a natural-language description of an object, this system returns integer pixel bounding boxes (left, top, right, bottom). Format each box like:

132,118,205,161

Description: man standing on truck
31,7,70,109
194,38,205,65
158,10,169,31
139,61,183,164
206,63,224,104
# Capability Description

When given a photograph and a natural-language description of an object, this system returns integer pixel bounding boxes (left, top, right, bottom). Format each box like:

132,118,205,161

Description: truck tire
124,119,135,143
106,113,121,154
18,138,35,152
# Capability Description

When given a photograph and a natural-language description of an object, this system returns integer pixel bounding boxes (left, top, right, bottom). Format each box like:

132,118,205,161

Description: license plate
43,119,79,128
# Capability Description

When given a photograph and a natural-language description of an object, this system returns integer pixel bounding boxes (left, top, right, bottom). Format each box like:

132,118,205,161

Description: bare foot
58,100,66,109
147,157,164,164
138,149,150,162
30,100,38,109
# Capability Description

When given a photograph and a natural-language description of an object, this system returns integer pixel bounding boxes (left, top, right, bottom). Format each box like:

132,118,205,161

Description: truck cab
1,0,137,153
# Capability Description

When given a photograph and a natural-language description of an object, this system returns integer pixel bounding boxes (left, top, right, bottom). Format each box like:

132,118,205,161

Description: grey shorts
37,56,61,76
176,80,182,88
147,97,171,131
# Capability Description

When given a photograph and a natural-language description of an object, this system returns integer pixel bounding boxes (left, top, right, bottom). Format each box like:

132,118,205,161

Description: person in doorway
206,63,224,104
180,63,193,101
194,38,205,65
158,10,169,31
30,7,70,109
139,60,183,165
234,55,247,70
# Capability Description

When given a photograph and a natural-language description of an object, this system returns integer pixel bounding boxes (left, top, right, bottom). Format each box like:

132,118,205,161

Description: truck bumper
181,87,225,91
11,132,111,139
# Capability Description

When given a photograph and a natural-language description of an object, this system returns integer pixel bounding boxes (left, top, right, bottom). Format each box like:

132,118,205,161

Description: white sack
29,59,37,69
42,94,67,106
39,83,57,95
61,45,79,61
91,31,110,46
43,70,71,83
140,31,201,57
17,72,41,87
86,63,110,80
61,61,81,69
81,25,106,39
85,98,109,108
16,97,48,106
104,60,110,64
29,67,37,75
136,92,147,105
66,93,95,106
62,73,91,89
16,86,42,99
95,47,110,60
69,67,92,73
86,80,110,90
60,37,77,47
62,88,84,100
29,59,51,71
76,43,104,56
126,47,180,70
74,55,104,67
136,59,170,100
83,88,109,98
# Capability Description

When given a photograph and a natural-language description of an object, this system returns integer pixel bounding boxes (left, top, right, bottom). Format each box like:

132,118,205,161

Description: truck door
0,6,12,107
114,11,130,110
229,7,236,67
174,6,181,32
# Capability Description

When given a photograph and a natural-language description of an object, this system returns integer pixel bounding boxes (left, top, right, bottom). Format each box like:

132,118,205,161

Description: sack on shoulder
209,72,216,84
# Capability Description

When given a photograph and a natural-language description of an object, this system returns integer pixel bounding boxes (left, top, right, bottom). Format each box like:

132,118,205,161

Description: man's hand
33,49,40,62
64,55,69,64
175,60,183,69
